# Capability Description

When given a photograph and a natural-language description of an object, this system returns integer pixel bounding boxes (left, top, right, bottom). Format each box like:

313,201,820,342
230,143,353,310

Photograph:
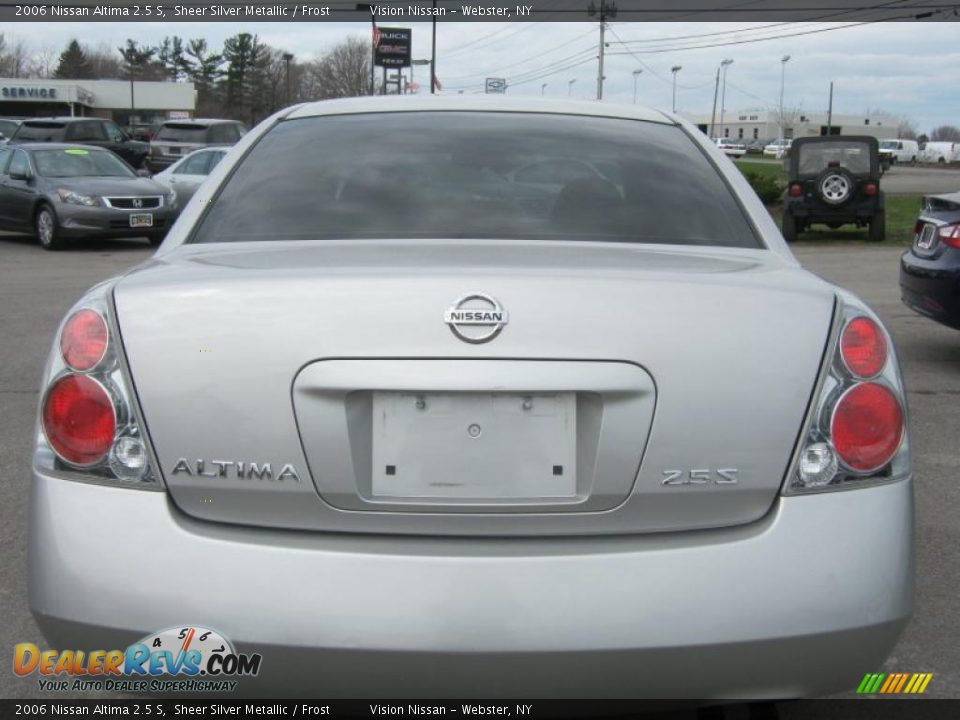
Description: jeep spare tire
816,168,854,205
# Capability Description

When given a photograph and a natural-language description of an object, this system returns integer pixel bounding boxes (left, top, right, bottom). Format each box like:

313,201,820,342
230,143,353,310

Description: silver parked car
0,143,176,249
150,147,228,208
147,118,246,173
29,98,912,698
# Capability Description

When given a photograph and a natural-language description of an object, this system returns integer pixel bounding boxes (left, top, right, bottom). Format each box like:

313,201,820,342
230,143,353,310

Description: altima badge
444,293,509,344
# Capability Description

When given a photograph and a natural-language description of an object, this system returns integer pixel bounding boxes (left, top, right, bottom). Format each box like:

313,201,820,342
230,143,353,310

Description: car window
156,124,208,142
798,141,871,175
8,150,29,177
0,120,18,138
207,124,239,144
0,147,10,173
104,121,127,143
175,152,212,175
14,122,66,142
513,159,599,185
208,151,226,171
192,112,760,249
32,148,135,178
67,121,108,142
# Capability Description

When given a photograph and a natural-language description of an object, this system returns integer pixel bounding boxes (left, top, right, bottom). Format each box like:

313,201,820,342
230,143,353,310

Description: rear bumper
900,249,960,330
28,471,913,698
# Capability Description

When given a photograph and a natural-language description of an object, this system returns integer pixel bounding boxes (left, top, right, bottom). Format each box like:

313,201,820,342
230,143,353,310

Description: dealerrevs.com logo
14,626,262,693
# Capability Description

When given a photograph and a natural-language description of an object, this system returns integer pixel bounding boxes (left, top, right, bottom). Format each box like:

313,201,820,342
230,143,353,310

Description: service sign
375,27,412,68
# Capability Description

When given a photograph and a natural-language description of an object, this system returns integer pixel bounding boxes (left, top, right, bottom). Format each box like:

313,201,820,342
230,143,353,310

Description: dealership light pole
283,52,293,105
541,83,548,96
568,78,577,97
718,59,733,139
779,54,791,146
671,65,682,113
632,69,642,104
431,0,438,93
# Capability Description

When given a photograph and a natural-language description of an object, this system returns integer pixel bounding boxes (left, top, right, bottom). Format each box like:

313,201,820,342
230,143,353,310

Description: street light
670,65,682,113
779,54,791,149
282,52,293,105
568,78,577,97
541,83,548,96
718,59,733,140
632,69,642,104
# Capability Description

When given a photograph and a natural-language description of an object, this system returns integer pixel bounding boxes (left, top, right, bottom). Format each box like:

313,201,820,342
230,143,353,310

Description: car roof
284,96,676,125
19,117,103,124
158,118,241,126
11,142,110,152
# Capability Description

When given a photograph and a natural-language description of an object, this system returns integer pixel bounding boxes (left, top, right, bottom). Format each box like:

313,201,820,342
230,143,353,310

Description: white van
879,139,920,164
921,141,959,164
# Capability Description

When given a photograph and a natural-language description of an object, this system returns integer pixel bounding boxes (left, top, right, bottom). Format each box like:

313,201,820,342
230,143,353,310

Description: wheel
781,210,799,243
35,204,65,251
938,157,946,164
816,167,855,206
147,233,165,247
869,209,886,242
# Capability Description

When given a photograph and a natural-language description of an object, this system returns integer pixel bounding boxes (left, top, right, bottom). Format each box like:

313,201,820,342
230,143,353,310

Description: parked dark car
148,118,247,172
781,136,885,242
9,117,150,169
900,192,960,330
0,143,176,250
0,118,21,144
745,138,771,155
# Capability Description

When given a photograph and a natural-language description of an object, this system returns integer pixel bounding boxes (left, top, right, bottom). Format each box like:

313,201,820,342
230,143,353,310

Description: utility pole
826,82,834,134
718,59,733,139
779,54,791,145
587,1,617,100
283,52,293,105
632,69,642,104
671,65,681,113
431,0,438,93
541,83,548,96
709,64,720,139
568,78,576,97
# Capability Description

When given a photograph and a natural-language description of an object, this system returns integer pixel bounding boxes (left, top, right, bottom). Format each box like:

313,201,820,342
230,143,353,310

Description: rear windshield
880,140,898,149
0,120,18,137
798,141,871,175
156,124,208,142
14,122,66,141
191,112,760,248
33,148,134,178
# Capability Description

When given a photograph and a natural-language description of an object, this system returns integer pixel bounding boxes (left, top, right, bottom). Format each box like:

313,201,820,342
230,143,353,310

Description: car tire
869,209,886,242
35,204,65,251
816,167,855,206
781,210,799,243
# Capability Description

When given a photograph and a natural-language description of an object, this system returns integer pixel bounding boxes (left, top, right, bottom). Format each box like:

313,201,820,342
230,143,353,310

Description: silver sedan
28,97,912,698
149,147,228,208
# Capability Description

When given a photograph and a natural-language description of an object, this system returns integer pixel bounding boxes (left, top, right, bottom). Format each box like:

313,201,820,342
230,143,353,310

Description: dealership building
682,108,904,142
0,77,196,126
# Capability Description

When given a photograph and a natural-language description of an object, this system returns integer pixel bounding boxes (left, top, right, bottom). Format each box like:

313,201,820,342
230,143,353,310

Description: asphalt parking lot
0,234,957,701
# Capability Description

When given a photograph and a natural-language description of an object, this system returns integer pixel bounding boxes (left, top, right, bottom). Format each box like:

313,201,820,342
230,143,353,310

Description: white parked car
879,139,919,165
763,139,793,159
714,137,747,158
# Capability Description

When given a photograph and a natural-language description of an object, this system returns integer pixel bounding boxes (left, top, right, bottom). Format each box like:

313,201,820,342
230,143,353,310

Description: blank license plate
371,391,577,500
129,213,153,228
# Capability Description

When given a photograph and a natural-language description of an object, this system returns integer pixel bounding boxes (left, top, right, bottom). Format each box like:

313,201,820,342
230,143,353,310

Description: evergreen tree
53,39,93,79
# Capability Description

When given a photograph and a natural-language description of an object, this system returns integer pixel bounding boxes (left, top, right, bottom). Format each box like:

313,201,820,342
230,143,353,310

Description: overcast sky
9,21,959,134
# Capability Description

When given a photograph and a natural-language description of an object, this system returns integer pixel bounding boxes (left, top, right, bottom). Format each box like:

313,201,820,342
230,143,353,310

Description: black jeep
781,136,885,242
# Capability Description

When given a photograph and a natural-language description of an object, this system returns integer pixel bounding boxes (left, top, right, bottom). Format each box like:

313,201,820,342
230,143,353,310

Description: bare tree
0,33,31,78
27,43,58,78
930,125,960,143
85,42,123,79
312,36,373,99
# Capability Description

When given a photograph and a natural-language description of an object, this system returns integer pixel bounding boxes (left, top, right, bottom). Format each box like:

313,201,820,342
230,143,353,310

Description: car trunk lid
114,240,835,536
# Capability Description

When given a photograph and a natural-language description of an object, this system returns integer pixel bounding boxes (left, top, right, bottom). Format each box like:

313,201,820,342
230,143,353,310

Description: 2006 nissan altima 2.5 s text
28,97,913,699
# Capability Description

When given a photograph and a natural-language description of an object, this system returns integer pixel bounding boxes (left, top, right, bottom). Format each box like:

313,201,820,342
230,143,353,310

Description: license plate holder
129,213,153,228
371,391,577,500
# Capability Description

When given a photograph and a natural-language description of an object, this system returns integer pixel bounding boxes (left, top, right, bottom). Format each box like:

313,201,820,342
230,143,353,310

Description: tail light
786,299,909,493
937,223,960,249
864,183,878,197
37,293,161,488
788,183,803,198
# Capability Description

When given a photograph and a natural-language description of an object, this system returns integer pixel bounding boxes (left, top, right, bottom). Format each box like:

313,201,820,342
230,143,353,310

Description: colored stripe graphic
857,672,932,694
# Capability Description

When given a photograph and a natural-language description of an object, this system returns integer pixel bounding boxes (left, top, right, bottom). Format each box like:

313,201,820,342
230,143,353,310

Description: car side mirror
9,169,32,182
